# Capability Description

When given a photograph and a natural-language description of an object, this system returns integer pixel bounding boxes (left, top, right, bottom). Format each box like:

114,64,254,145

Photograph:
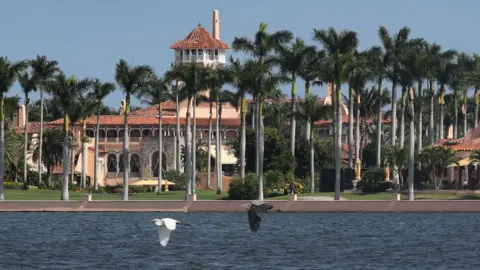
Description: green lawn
4,189,480,201
3,189,225,201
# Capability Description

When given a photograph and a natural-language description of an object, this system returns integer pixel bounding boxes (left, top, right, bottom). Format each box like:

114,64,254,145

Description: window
198,49,203,55
214,49,218,55
191,50,196,55
185,50,190,55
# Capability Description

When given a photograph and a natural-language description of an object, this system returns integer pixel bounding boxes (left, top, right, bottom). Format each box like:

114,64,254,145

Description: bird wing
254,203,274,218
247,209,262,232
162,218,177,231
157,226,172,247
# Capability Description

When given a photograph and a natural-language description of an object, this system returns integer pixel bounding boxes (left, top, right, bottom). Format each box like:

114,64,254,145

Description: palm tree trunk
185,98,192,197
158,104,163,194
463,92,468,136
475,88,479,129
348,88,354,168
454,91,458,139
191,96,197,195
391,83,398,146
408,100,415,201
310,123,315,193
376,80,383,167
23,96,29,184
334,83,342,200
355,95,360,160
122,100,130,201
400,87,406,149
428,80,435,145
61,114,70,201
0,94,5,200
94,109,100,191
290,80,296,156
305,81,311,142
81,122,87,189
215,101,221,194
240,95,246,179
439,86,445,139
70,130,75,186
258,101,265,200
417,82,423,153
255,98,260,176
175,91,181,172
252,96,256,129
38,88,44,186
218,104,223,192
207,102,212,188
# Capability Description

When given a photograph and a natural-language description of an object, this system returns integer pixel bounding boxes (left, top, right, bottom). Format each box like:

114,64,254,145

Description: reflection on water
1,212,480,269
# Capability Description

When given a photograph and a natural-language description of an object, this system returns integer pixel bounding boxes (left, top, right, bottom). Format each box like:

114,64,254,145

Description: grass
3,189,226,201
4,189,480,201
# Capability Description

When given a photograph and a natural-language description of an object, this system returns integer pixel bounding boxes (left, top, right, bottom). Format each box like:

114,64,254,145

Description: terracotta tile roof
130,101,177,115
14,122,55,134
314,116,391,125
47,115,240,127
88,146,106,153
169,25,229,50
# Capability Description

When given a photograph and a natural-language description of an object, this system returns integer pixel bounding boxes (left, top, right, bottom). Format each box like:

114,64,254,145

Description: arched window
107,154,117,172
119,154,125,172
86,129,94,137
130,153,140,173
150,151,167,177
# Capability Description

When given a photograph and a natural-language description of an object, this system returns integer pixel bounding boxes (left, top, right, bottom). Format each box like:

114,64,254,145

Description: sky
1,0,479,108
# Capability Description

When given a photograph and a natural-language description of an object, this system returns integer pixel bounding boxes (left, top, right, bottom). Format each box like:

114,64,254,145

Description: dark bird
242,201,274,232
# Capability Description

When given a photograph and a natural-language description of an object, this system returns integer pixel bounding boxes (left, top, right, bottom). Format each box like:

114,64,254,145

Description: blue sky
1,0,479,108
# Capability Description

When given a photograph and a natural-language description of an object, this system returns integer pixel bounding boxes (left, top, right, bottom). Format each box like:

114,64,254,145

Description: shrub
26,185,38,190
164,170,187,190
264,170,286,194
228,173,259,200
358,168,391,193
282,180,305,195
3,181,23,189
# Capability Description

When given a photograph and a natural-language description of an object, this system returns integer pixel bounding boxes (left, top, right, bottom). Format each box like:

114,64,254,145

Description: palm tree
44,73,91,200
0,57,27,200
138,75,170,193
114,59,153,201
385,146,408,188
90,79,115,191
436,50,458,139
18,71,37,184
296,95,330,192
313,27,359,200
30,55,59,186
270,37,315,157
343,50,372,167
32,128,63,186
232,22,292,178
423,43,442,145
366,43,388,167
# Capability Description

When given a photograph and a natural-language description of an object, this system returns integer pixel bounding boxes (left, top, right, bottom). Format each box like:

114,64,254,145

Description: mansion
12,10,390,190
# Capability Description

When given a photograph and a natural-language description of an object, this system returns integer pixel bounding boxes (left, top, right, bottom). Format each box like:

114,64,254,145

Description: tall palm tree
423,43,442,145
114,59,153,201
32,128,63,186
0,57,27,200
436,50,458,139
296,95,330,192
343,50,372,167
90,78,115,191
232,22,293,178
18,71,37,184
406,86,415,200
366,43,388,167
377,26,414,146
313,27,359,200
30,55,59,186
44,73,91,200
270,37,315,156
138,75,170,193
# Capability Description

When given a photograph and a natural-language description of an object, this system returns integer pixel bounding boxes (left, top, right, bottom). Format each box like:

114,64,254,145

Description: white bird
151,218,191,247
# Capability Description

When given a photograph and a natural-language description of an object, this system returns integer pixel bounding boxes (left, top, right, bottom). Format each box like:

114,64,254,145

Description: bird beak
150,219,156,222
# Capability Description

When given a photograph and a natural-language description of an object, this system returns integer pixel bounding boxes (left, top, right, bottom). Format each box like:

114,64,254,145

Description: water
1,212,480,270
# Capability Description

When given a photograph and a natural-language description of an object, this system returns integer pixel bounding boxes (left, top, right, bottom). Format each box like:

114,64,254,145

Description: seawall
2,194,480,212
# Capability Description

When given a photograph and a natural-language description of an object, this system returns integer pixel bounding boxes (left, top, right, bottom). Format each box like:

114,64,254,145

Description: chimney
119,100,126,115
327,82,334,98
212,9,220,40
18,105,26,127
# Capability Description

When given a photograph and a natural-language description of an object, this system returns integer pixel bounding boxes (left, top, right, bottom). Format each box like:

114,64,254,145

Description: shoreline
2,195,480,212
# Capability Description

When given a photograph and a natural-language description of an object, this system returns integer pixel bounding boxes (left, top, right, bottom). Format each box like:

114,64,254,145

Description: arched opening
130,153,140,173
98,130,106,138
130,129,141,142
107,154,117,173
106,130,117,142
150,151,167,177
142,129,152,137
86,129,94,138
118,129,125,138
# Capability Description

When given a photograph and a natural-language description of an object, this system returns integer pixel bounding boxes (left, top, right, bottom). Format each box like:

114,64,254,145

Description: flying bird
151,218,191,247
242,201,274,232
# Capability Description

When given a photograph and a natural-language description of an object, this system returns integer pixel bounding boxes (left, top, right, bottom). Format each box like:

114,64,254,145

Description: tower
169,10,229,67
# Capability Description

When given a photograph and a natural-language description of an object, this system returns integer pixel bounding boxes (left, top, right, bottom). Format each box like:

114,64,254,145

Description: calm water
1,212,480,270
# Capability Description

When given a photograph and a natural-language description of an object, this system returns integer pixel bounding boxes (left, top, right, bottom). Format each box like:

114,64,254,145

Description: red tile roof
169,25,229,50
47,115,240,127
14,122,55,134
130,101,177,115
